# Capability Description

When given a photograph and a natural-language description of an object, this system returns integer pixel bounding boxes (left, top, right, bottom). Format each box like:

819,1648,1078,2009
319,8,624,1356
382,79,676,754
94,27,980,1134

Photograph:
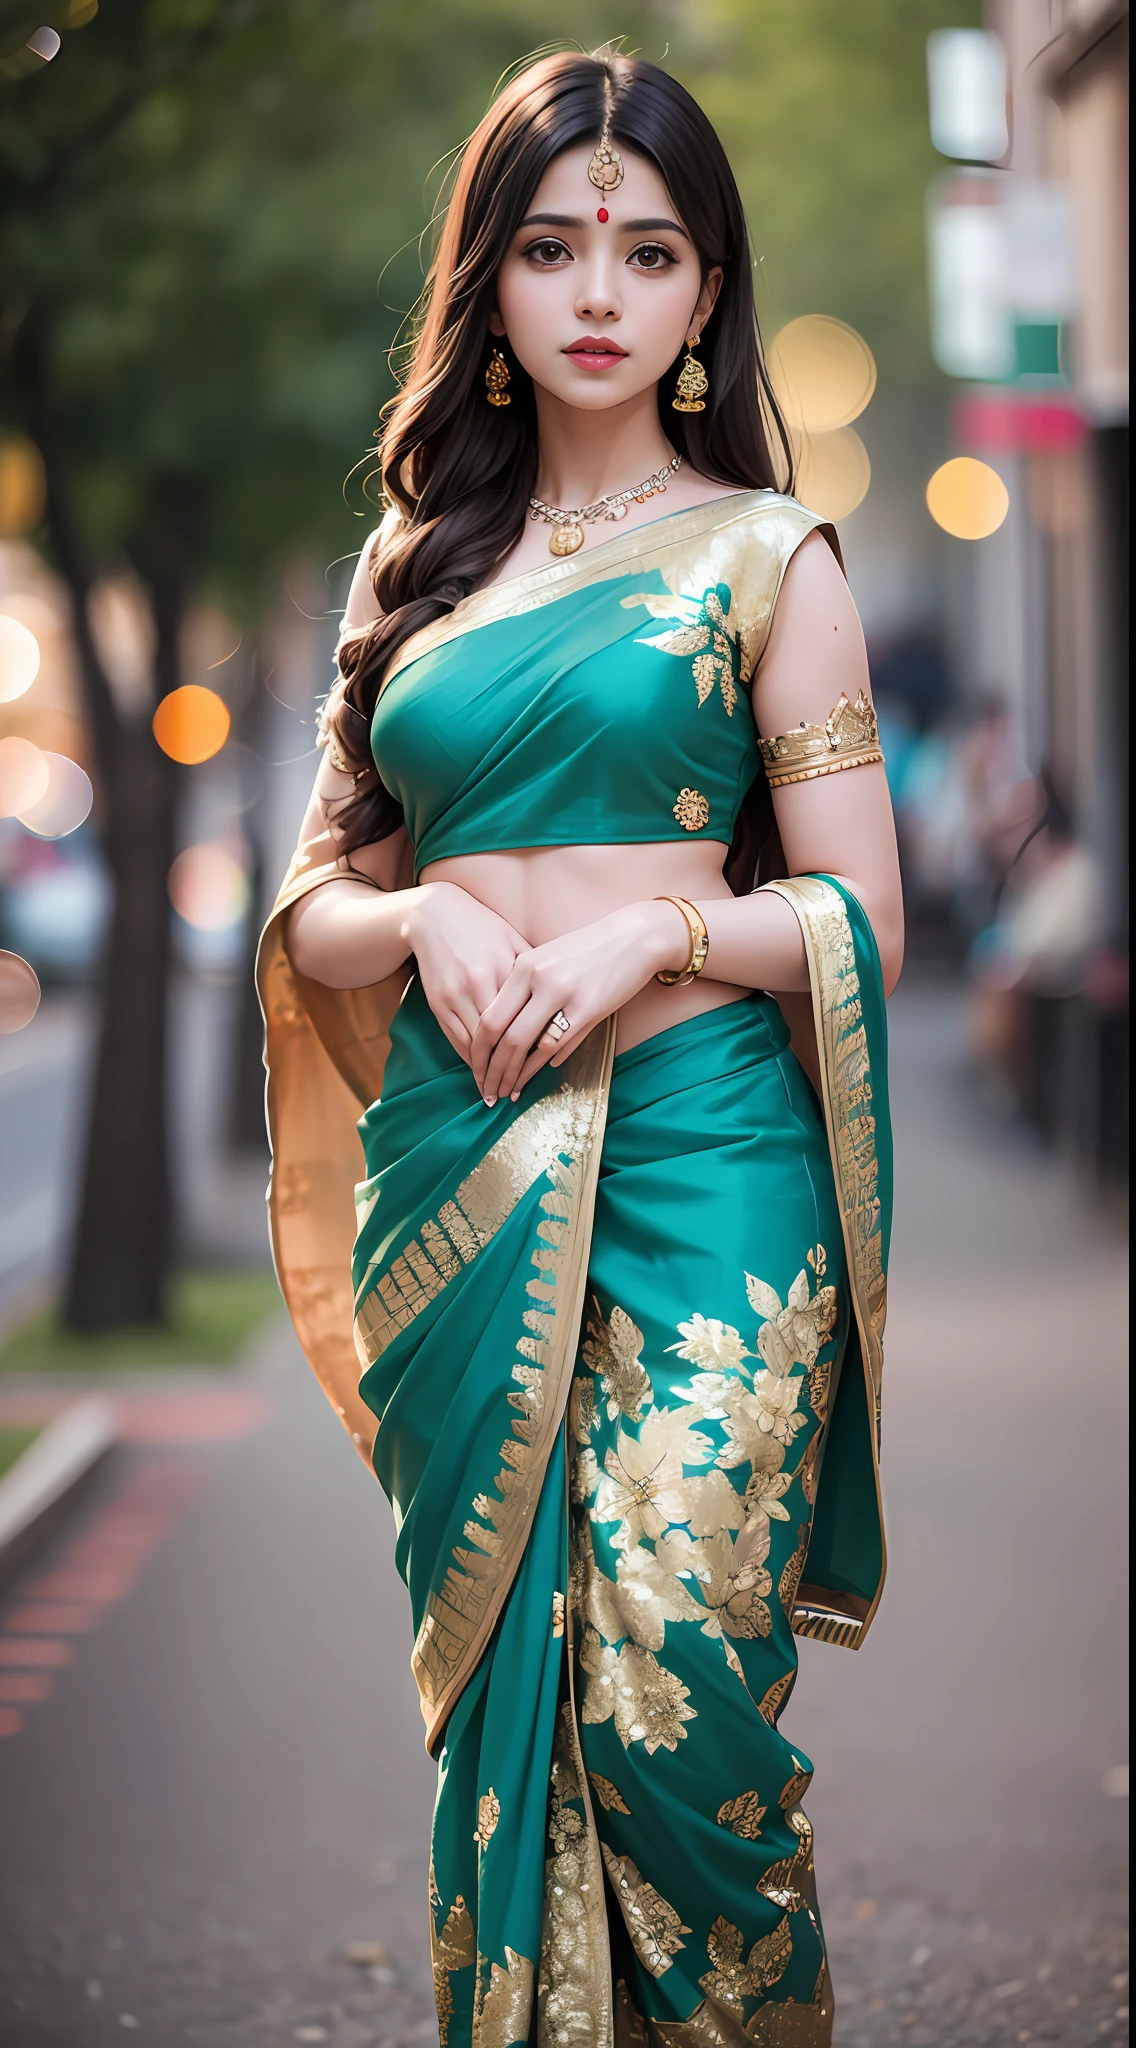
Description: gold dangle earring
485,347,511,407
672,333,708,414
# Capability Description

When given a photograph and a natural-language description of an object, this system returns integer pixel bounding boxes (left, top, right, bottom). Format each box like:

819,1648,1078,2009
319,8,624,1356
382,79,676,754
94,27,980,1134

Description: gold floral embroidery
582,1302,654,1423
588,1771,631,1814
579,1627,696,1753
673,787,710,832
591,1404,714,1550
699,1912,792,2011
569,1375,598,1443
716,1790,767,1838
538,1705,612,2044
428,1868,475,2046
621,585,739,716
779,1528,809,1616
779,1758,813,1811
473,1945,534,2044
756,1670,796,1725
758,1805,816,1912
474,1788,500,1848
601,1846,691,1976
653,1523,774,1642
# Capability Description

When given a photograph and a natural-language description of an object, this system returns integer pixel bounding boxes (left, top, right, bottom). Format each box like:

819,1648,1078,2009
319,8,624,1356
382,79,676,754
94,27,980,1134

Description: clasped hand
409,882,684,1104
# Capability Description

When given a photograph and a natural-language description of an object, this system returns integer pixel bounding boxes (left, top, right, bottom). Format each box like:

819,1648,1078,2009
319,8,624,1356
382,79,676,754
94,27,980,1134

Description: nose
573,250,622,326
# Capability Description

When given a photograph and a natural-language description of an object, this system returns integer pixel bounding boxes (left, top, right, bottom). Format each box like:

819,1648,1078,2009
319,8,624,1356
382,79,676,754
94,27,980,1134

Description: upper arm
291,749,413,896
752,531,904,990
337,512,397,649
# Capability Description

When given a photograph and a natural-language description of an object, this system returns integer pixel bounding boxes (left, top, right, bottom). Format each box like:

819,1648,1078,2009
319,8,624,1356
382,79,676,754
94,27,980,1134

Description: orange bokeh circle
152,685,231,765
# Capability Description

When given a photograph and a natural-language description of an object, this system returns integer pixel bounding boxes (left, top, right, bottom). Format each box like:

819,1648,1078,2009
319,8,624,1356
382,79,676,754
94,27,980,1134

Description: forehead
526,142,676,218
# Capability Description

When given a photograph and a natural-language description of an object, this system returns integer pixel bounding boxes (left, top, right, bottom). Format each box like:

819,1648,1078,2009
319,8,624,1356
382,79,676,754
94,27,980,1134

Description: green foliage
0,1264,281,1371
0,1423,42,1480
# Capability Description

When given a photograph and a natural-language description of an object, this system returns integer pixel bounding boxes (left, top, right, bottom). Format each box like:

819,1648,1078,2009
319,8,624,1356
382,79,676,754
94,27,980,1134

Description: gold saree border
760,878,888,1650
380,492,836,691
398,1017,617,1754
255,847,412,1464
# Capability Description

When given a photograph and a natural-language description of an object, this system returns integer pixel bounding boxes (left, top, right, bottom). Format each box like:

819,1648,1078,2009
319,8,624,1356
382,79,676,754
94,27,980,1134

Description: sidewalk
0,979,1127,2047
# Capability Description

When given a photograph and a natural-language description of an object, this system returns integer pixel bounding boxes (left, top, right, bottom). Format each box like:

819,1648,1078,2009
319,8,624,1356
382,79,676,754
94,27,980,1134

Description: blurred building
931,5,1128,1184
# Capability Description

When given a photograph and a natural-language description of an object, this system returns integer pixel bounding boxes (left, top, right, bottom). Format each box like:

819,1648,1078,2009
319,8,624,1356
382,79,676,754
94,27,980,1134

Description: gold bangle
655,897,709,986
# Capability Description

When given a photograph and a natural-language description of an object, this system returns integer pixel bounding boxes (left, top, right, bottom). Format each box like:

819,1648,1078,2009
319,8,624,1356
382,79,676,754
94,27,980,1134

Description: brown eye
528,238,569,265
630,242,674,271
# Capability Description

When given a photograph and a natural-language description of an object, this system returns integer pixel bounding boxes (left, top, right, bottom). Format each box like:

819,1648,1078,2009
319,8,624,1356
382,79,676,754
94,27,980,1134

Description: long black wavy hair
329,46,793,850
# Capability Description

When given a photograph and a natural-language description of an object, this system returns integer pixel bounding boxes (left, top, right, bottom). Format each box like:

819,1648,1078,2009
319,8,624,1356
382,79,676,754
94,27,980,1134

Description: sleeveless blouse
369,491,837,874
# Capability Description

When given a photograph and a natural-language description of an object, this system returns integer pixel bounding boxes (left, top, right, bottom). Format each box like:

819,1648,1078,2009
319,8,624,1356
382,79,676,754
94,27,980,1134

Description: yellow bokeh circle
792,427,871,522
926,458,1009,539
768,316,877,434
152,685,231,765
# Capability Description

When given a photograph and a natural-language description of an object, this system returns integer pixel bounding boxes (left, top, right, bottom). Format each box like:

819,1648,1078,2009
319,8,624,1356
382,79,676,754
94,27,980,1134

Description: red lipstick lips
564,336,628,369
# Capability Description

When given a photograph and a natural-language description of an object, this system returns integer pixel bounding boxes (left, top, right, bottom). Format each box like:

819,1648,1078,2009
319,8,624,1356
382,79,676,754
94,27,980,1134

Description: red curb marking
5,1602,105,1633
0,1672,52,1704
28,1568,142,1602
0,1638,73,1667
0,1456,213,1741
115,1390,268,1444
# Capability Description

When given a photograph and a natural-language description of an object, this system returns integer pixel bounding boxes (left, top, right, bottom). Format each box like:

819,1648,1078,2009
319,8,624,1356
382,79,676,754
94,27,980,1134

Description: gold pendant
549,523,584,556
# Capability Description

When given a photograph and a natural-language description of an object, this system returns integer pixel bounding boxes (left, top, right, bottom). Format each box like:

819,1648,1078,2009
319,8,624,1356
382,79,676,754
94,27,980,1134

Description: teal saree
258,497,892,2046
349,880,889,2045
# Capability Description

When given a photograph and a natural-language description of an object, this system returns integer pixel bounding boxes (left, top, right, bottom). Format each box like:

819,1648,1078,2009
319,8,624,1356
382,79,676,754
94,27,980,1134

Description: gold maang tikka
588,83,624,210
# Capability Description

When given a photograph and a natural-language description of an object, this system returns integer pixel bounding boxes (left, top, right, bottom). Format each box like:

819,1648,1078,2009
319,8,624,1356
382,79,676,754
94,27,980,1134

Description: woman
258,47,901,2047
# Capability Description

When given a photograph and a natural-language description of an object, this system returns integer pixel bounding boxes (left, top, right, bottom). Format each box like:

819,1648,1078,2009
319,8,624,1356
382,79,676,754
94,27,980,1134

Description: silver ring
546,1009,571,1040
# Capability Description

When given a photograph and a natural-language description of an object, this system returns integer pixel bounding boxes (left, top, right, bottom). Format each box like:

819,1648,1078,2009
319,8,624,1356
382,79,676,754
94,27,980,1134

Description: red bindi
596,207,609,223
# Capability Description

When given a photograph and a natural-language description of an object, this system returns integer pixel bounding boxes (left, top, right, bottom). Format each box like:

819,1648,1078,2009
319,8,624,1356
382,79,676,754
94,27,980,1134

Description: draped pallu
258,493,892,2045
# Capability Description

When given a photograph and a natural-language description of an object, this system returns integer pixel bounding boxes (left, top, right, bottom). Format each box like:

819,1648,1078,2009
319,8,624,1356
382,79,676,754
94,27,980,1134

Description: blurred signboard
927,171,1076,385
927,28,1009,165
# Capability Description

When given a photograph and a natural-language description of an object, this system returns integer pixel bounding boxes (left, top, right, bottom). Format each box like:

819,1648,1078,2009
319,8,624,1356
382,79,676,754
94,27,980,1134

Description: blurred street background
0,4,1128,2045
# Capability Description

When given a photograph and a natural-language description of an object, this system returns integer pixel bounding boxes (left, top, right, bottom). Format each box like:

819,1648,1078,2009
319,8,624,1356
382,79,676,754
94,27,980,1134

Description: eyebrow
517,211,690,239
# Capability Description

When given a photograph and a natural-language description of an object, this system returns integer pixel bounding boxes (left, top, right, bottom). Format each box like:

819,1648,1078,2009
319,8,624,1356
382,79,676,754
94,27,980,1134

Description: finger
483,996,549,1103
471,982,532,1095
508,1008,583,1097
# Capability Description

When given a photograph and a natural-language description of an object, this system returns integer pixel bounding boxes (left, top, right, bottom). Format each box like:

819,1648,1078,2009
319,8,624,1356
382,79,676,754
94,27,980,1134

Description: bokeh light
169,843,250,930
17,752,95,838
0,735,50,817
0,614,42,702
926,456,1010,538
768,315,877,433
792,426,872,521
152,685,231,765
0,437,47,535
0,950,42,1035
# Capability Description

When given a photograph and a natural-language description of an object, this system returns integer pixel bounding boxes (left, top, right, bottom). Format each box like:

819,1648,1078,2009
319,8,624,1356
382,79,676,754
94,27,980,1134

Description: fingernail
484,1095,495,1107
511,1091,520,1102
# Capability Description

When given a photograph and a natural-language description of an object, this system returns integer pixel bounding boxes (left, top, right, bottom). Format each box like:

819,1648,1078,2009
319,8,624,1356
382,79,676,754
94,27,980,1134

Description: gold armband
759,689,884,788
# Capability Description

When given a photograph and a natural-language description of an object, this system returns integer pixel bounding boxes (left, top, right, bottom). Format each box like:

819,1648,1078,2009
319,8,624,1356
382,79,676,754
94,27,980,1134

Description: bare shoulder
753,529,870,733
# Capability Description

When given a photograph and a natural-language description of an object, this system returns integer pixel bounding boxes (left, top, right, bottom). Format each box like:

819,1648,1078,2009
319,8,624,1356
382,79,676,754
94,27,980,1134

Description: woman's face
491,143,721,413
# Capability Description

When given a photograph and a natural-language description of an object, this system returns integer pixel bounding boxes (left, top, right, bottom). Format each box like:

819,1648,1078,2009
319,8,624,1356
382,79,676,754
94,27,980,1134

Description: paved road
0,980,1127,2047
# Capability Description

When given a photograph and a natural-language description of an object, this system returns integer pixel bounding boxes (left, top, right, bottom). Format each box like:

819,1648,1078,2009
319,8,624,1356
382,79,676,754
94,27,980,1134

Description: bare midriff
419,840,754,1053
